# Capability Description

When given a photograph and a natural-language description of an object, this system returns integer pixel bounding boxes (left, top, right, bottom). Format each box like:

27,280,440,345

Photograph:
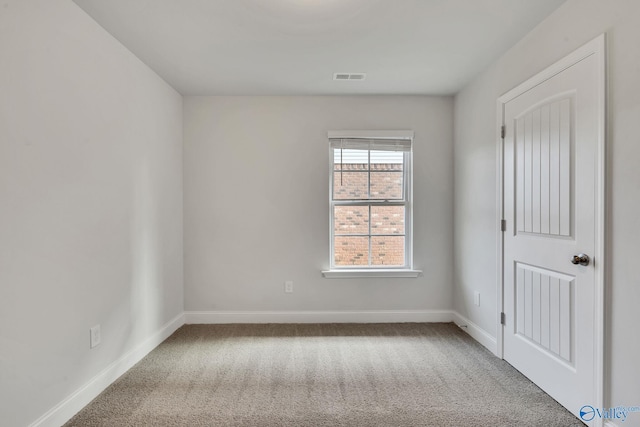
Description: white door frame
495,34,606,421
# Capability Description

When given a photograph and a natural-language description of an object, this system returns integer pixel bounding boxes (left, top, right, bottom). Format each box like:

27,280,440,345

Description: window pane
334,206,369,235
371,206,405,235
333,171,368,199
330,144,410,269
370,172,403,199
371,236,405,266
334,236,369,266
370,151,404,171
333,149,368,170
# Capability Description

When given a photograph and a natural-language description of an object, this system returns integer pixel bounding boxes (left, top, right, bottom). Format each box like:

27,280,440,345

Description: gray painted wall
454,0,640,413
183,96,454,312
0,1,184,425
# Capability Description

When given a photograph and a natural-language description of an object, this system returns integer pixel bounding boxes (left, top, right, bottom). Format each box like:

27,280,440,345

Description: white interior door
500,36,605,420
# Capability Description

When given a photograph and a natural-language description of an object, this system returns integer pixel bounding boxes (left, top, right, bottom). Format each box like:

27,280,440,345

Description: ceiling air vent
333,73,366,81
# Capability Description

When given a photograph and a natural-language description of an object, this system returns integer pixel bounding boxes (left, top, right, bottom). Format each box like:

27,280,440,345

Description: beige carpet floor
65,323,584,426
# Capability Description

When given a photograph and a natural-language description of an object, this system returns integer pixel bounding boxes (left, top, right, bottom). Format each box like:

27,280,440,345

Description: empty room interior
1,0,639,426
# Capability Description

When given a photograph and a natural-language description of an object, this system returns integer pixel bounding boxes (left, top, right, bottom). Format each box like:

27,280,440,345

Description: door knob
571,253,590,266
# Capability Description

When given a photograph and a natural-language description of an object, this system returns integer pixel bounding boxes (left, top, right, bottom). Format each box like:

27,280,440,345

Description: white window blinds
328,130,413,152
328,138,412,152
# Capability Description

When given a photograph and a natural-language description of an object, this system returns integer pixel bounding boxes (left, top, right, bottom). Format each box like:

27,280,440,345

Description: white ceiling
72,0,566,96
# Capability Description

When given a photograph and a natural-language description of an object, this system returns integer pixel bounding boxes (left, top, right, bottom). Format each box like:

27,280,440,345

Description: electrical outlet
90,325,101,348
474,291,481,307
284,281,293,293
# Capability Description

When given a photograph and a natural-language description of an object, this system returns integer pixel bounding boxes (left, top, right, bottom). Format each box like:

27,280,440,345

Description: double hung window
329,131,413,270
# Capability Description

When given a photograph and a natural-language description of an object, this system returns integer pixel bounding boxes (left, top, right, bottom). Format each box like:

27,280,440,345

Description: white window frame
322,131,421,279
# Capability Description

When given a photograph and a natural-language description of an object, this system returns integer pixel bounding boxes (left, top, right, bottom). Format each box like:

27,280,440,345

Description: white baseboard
451,311,498,355
29,313,185,427
185,310,454,324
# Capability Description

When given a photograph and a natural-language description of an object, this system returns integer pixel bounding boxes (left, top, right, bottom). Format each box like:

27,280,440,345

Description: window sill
321,269,422,279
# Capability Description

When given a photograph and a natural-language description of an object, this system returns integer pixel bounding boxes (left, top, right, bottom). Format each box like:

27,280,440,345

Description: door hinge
501,219,506,232
500,312,506,325
500,125,505,139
